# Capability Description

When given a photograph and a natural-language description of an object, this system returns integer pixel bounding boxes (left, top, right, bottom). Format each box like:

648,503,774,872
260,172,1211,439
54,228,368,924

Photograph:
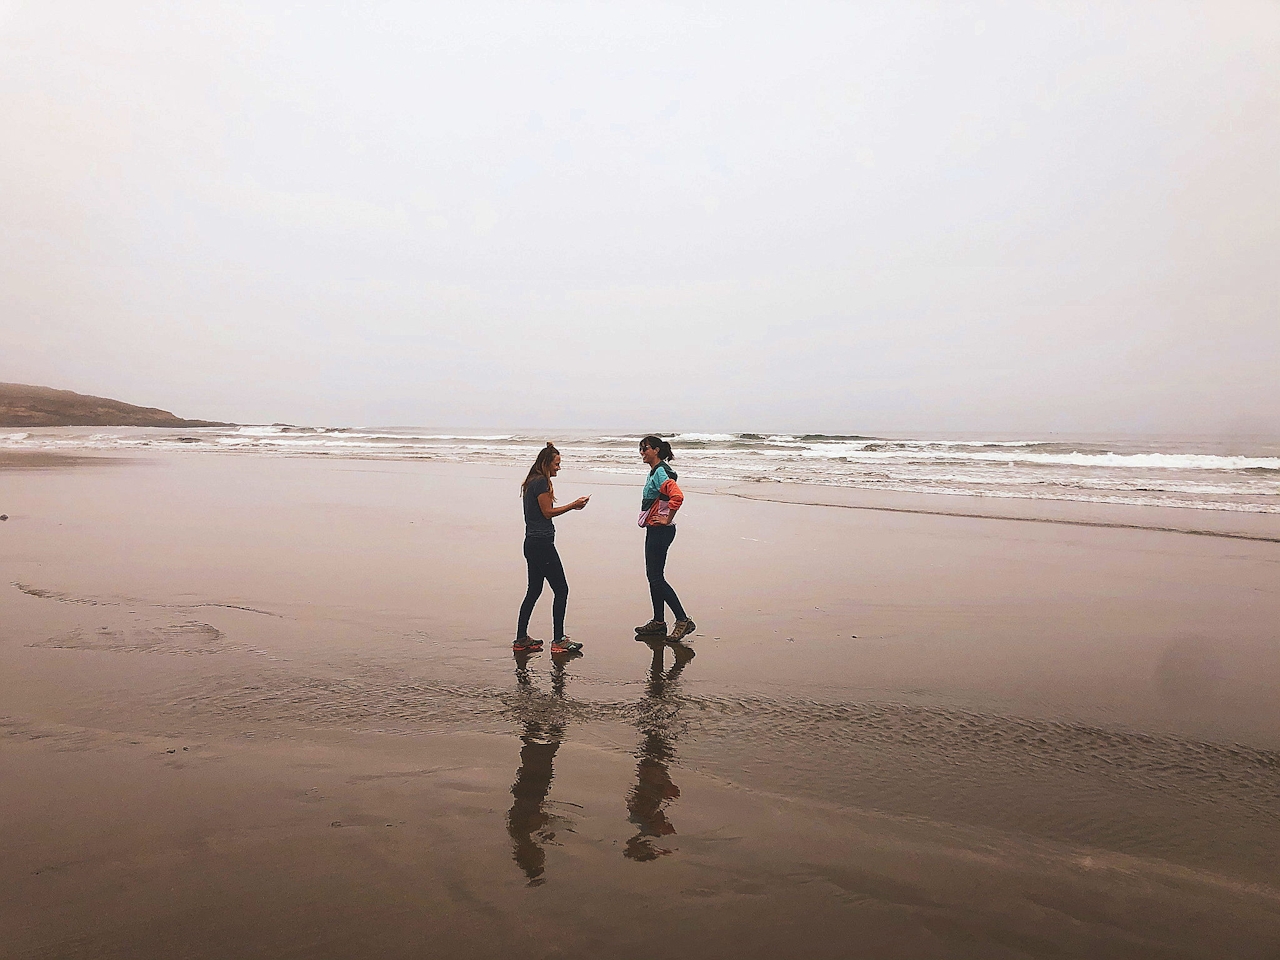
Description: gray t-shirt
523,476,555,540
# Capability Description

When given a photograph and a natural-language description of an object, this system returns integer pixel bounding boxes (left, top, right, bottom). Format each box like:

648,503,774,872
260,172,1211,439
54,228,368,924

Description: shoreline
4,424,1277,525
6,443,1278,539
713,481,1280,543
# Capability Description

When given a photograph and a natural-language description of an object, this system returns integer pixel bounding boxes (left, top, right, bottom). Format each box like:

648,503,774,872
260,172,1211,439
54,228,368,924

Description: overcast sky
2,1,1276,434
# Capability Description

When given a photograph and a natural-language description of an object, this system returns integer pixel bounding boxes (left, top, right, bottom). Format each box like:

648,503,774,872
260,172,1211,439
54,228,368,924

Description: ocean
6,425,1279,515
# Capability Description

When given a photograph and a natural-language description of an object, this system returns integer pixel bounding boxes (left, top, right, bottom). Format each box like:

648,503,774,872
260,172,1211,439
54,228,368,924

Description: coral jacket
639,462,684,527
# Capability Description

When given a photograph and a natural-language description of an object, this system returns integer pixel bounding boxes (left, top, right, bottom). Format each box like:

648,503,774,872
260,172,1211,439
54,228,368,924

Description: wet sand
0,450,114,470
2,452,1279,959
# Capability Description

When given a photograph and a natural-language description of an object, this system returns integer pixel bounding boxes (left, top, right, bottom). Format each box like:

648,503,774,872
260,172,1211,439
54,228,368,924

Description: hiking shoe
668,619,696,642
513,637,543,653
635,620,668,636
551,637,583,655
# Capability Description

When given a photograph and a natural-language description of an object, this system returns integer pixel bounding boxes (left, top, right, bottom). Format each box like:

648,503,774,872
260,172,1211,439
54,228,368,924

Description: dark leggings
645,524,686,622
517,537,568,640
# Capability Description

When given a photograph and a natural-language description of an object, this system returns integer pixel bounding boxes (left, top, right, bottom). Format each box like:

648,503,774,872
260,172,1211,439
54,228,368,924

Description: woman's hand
544,494,589,518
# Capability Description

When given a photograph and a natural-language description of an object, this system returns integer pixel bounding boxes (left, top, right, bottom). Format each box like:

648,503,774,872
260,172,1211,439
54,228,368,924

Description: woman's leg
645,526,686,622
517,538,548,638
543,543,570,640
645,528,666,621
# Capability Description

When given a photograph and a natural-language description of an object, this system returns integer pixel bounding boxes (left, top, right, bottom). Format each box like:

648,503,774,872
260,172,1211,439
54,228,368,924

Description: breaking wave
3,426,1278,513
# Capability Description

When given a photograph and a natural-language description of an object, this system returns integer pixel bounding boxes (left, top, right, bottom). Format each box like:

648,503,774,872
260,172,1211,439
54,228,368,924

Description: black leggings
518,537,568,640
645,524,686,622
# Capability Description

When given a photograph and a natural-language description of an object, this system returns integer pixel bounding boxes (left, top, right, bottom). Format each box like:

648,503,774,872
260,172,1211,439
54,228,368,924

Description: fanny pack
637,499,673,527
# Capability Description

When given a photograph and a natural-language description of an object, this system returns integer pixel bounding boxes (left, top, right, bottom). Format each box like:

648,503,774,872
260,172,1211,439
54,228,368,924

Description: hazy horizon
3,2,1277,435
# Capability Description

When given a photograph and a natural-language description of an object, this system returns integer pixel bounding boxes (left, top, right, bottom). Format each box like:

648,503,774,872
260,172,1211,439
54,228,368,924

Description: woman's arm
539,492,590,518
651,476,683,524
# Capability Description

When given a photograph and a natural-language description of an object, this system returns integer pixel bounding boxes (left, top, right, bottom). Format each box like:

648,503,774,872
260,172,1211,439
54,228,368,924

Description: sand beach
2,450,1279,959
6,0,1277,954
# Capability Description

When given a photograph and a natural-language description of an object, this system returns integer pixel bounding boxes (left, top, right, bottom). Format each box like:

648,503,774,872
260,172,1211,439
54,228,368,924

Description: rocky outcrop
0,383,230,427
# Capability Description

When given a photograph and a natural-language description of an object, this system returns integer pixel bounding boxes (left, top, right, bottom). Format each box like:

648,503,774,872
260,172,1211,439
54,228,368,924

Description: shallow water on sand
2,453,1279,958
145,639,1280,884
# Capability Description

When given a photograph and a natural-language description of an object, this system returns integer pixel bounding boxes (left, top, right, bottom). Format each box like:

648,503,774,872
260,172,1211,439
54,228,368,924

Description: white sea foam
325,432,516,441
4,426,1278,513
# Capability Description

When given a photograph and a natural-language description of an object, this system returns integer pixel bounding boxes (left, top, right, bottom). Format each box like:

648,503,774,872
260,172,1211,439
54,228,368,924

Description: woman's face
548,453,562,476
640,444,660,467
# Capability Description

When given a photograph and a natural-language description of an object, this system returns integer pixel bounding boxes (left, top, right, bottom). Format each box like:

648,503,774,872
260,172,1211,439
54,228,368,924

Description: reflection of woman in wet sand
505,654,575,884
625,642,695,861
507,719,563,884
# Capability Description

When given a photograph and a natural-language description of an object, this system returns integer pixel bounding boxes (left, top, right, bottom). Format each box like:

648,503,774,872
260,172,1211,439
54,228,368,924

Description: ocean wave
231,425,292,436
333,432,517,442
795,433,882,443
669,432,738,443
706,446,1280,472
5,426,1278,513
857,440,1111,455
978,452,1280,471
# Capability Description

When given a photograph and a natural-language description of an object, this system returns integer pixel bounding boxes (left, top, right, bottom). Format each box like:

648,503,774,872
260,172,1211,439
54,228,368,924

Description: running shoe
513,637,543,653
635,620,668,637
668,619,696,642
551,637,583,655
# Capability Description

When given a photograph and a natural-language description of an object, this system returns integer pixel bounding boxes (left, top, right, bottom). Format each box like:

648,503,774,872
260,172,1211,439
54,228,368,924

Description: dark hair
639,435,673,461
521,442,559,498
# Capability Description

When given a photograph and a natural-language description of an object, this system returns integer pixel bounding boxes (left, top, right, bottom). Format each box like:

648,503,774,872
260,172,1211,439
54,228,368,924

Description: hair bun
546,441,555,447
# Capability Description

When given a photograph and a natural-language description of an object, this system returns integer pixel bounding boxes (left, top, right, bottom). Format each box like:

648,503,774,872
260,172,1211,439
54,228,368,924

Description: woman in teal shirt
635,435,695,642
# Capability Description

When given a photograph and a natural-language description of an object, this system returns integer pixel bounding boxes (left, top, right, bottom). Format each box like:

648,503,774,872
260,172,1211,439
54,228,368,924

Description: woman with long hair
515,442,589,655
635,435,696,642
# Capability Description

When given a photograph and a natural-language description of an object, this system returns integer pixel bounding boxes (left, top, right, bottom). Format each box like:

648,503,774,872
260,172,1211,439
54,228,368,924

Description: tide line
714,489,1280,544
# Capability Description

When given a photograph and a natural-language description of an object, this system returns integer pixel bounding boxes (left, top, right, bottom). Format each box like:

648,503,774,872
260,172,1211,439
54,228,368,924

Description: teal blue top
641,462,676,510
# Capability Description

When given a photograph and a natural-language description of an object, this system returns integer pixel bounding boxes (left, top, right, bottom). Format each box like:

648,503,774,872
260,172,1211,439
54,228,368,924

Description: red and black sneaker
551,637,583,655
513,637,543,653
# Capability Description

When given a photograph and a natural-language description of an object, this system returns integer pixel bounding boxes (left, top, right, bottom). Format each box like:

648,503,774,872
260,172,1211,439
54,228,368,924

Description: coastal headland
0,383,229,428
1,450,1278,959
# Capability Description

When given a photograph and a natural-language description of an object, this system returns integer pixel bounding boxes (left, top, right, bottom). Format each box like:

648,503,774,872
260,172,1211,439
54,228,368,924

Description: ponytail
640,435,674,461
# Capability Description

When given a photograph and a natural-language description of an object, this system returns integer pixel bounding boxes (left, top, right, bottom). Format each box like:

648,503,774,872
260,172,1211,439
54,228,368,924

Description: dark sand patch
28,621,226,656
0,450,116,470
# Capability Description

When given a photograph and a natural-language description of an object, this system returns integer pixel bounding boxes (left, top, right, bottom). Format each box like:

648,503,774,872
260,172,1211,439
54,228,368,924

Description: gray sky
2,1,1276,434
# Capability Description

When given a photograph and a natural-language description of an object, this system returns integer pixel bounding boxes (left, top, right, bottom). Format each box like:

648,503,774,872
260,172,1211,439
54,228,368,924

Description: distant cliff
0,384,230,427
